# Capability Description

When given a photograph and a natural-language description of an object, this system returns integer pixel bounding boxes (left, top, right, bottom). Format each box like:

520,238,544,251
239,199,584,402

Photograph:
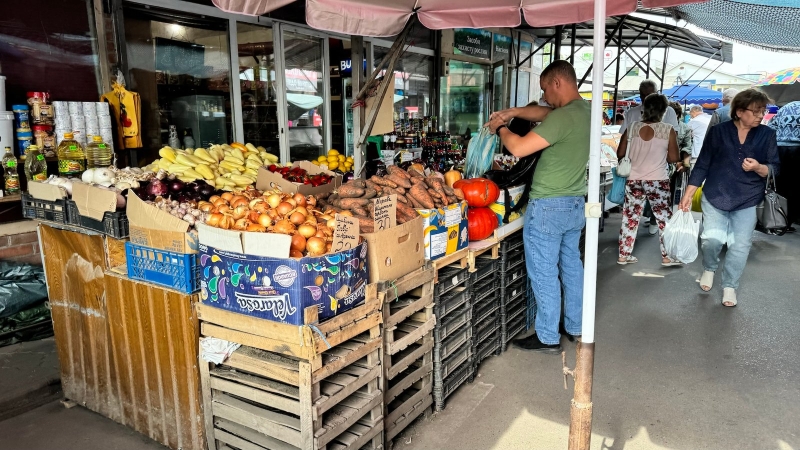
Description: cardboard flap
197,223,291,258
127,193,190,232
27,181,67,202
71,182,117,221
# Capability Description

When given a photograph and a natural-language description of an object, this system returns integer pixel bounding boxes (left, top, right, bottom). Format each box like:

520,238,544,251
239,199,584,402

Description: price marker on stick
332,214,359,252
372,194,397,231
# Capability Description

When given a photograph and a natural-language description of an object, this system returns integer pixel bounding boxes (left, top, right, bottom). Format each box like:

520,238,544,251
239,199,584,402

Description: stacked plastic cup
96,102,113,152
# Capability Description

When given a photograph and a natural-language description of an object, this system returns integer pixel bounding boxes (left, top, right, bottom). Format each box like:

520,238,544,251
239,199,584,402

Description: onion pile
202,190,345,258
149,196,204,228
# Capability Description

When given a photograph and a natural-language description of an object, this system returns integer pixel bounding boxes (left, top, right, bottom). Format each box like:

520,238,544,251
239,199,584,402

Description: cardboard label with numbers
332,214,360,252
372,194,397,231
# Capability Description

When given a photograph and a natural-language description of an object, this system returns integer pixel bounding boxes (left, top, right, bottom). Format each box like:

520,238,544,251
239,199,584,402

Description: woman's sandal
699,271,714,292
722,288,737,307
661,258,683,267
617,256,639,265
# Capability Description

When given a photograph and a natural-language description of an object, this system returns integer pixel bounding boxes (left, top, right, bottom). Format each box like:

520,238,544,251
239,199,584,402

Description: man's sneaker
512,334,561,354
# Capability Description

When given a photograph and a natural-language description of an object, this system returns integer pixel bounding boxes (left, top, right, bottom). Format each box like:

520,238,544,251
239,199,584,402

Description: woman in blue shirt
679,89,780,307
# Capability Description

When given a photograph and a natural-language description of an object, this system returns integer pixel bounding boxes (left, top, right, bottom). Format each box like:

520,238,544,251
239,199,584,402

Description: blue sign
339,59,367,76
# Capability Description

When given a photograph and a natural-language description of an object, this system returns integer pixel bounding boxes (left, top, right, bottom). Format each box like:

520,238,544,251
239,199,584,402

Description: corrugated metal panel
41,224,204,450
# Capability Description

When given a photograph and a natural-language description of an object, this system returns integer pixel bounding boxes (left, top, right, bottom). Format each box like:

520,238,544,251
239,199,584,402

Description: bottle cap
64,132,74,139
93,135,102,142
28,145,39,150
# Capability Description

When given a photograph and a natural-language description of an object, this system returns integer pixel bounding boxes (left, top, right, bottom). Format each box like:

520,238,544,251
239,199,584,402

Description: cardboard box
126,194,198,254
27,181,67,202
256,161,341,196
71,182,118,221
197,223,370,324
417,201,469,261
489,184,527,225
361,216,424,283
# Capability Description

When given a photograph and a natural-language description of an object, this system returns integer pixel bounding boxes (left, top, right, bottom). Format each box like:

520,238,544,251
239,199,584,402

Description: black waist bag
483,152,543,224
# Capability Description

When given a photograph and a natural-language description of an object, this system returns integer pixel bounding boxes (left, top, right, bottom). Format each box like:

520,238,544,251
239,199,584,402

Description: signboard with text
453,29,492,59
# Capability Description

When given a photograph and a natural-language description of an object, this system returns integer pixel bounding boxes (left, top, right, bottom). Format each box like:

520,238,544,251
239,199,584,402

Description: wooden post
568,342,595,450
351,36,366,176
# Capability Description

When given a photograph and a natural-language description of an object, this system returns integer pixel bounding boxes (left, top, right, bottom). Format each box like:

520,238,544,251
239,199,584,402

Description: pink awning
214,0,708,36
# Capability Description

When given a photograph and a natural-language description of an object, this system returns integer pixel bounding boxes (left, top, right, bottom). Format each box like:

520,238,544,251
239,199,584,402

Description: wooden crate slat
338,364,370,378
384,291,434,329
215,418,300,450
386,316,436,356
202,323,309,359
386,339,434,380
313,311,382,355
210,376,300,415
386,362,432,404
385,385,432,430
224,347,300,387
385,395,432,442
314,365,381,418
197,303,314,349
211,367,299,400
377,265,435,299
315,392,383,449
314,298,381,337
212,394,302,448
311,338,380,384
331,422,384,450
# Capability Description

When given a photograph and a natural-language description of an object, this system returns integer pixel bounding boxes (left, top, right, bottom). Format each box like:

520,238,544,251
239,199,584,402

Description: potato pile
317,166,464,233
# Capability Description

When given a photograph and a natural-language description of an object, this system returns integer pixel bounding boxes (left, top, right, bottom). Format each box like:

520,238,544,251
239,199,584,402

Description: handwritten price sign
372,194,397,231
332,214,360,252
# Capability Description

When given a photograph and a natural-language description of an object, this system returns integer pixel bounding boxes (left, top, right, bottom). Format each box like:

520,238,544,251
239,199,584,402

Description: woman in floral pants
616,94,682,266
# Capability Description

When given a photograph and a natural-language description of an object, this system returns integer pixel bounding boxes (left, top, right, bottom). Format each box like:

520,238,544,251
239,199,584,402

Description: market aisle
400,213,800,450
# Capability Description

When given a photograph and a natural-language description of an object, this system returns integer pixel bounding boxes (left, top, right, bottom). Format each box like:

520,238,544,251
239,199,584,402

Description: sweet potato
337,197,370,209
410,177,426,186
353,206,369,217
447,195,458,204
453,188,465,200
351,179,367,189
317,192,331,200
408,168,425,178
370,175,398,188
425,177,450,206
361,188,378,199
397,202,418,219
353,215,374,233
365,179,382,195
387,165,411,180
386,173,412,189
338,184,366,198
409,184,435,209
395,187,406,195
407,193,423,209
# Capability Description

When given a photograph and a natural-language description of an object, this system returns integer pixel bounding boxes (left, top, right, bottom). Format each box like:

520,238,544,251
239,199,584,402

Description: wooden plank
315,298,381,335
385,385,432,428
431,248,469,283
201,323,306,359
384,292,434,329
386,395,431,442
386,316,436,356
378,266,434,300
215,418,300,450
314,365,381,418
213,394,301,445
314,312,382,355
386,363,432,404
315,393,382,449
312,338,380,384
214,428,269,450
199,360,217,450
298,361,314,450
332,422,383,450
211,376,300,415
224,347,299,387
386,339,434,380
211,367,299,400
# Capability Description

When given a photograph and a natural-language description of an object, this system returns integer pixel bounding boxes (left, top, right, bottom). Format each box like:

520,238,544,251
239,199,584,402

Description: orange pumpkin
453,178,500,207
467,207,499,241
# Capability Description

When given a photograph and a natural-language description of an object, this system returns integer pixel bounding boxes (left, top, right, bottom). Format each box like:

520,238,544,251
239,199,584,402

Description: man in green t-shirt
487,60,590,353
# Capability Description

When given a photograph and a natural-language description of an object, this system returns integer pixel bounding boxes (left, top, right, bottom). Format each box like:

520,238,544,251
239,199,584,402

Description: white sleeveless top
627,121,672,181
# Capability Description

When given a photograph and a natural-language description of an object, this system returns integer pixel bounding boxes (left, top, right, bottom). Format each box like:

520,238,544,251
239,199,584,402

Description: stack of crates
499,231,528,352
432,263,473,411
471,254,501,371
377,266,436,445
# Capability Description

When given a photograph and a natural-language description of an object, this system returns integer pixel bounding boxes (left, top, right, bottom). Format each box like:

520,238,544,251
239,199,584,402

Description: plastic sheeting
0,262,48,319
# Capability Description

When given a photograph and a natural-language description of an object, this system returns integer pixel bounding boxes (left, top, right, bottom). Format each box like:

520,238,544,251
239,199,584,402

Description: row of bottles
2,133,111,194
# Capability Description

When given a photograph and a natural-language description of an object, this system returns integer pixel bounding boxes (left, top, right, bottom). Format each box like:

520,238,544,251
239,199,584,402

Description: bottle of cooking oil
57,132,85,177
85,135,112,169
2,147,20,194
24,145,48,182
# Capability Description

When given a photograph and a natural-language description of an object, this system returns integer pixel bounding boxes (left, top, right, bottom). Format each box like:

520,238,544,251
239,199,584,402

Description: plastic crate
21,193,69,223
433,285,469,322
125,242,200,294
472,276,498,304
500,264,527,288
435,265,470,297
499,231,524,254
473,255,498,284
434,340,472,383
500,247,525,272
433,304,471,343
503,315,527,345
67,199,129,238
433,325,472,363
433,355,474,411
500,276,526,307
474,314,500,344
475,335,501,367
473,298,500,325
526,278,536,330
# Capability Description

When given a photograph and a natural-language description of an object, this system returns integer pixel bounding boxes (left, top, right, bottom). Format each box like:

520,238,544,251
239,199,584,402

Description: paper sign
332,214,359,252
372,195,397,231
444,206,462,227
400,152,413,162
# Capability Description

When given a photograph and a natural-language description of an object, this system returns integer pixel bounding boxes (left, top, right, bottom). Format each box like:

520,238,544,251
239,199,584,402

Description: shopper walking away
687,105,712,167
707,88,739,131
487,60,588,353
670,102,693,206
679,89,780,307
768,100,800,230
616,94,682,266
620,80,680,134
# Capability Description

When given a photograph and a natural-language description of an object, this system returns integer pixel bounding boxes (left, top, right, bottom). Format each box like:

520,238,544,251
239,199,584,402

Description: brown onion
221,192,234,202
209,195,221,204
307,195,317,207
326,242,332,253
233,218,250,230
298,224,316,238
246,223,266,232
327,218,336,229
207,213,223,227
276,202,293,216
294,206,309,217
289,211,306,226
291,234,307,253
258,213,273,228
232,204,249,220
273,219,296,235
266,193,282,209
293,193,307,207
290,249,304,258
306,237,326,256
338,210,353,217
248,210,261,223
285,198,297,208
198,201,214,213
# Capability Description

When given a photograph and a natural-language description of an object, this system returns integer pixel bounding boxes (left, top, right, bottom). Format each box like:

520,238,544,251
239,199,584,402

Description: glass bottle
85,135,113,169
24,145,48,181
56,132,85,178
2,147,20,194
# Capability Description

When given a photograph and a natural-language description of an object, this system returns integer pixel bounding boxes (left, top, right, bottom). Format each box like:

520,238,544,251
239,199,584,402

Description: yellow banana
215,177,236,187
168,163,191,174
257,146,267,153
195,164,215,180
246,159,262,170
159,147,177,163
178,176,198,183
193,148,216,164
157,158,172,170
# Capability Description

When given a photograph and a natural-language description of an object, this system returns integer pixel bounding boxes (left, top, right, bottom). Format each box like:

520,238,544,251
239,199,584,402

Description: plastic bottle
24,144,48,181
56,132,85,177
2,146,20,194
85,135,112,169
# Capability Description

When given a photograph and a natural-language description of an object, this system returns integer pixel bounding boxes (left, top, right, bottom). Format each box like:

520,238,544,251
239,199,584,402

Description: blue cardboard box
417,201,469,260
197,224,370,324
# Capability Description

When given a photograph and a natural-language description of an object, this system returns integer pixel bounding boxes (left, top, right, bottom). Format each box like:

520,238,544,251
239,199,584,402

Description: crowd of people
483,60,799,352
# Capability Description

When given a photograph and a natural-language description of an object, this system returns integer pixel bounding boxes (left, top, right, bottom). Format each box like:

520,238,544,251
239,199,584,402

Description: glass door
440,60,490,143
236,23,278,153
491,60,507,114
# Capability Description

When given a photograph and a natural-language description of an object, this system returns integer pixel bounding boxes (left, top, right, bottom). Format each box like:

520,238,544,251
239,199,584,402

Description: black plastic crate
500,276,526,307
503,315,527,345
434,304,472,344
500,248,525,272
435,265,471,297
474,314,500,344
472,277,498,305
473,255,498,284
434,340,472,383
475,336,501,367
21,193,68,223
473,298,500,325
499,231,524,254
67,199,129,238
505,298,527,321
500,264,527,288
433,355,475,411
433,325,472,363
433,285,469,322
526,277,536,330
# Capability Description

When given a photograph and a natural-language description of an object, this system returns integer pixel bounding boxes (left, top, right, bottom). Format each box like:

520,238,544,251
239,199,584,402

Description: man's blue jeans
524,196,585,345
700,195,757,290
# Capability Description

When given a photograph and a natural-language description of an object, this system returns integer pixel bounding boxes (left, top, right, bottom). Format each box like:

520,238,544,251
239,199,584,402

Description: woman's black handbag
483,152,543,223
756,170,789,235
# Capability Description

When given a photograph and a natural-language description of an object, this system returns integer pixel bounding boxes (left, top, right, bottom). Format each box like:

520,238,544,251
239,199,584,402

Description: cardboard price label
372,194,397,231
332,214,360,252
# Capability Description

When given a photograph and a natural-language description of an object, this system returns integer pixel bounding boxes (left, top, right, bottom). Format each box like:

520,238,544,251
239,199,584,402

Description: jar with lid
33,124,55,157
24,145,48,181
27,92,52,125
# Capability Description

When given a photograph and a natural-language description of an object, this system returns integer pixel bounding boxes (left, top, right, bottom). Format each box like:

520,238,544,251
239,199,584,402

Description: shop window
440,61,489,139
373,49,433,120
282,31,326,162
123,6,232,163
237,23,278,152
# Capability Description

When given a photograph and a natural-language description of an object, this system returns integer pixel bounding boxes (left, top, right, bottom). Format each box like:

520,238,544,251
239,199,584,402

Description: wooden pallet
385,305,436,357
198,299,384,450
385,384,433,443
430,248,469,283
467,242,501,272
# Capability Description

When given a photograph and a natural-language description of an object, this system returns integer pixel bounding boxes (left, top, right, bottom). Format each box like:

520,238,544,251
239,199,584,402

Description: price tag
332,214,359,253
400,152,413,162
36,154,44,161
6,160,16,168
372,194,396,231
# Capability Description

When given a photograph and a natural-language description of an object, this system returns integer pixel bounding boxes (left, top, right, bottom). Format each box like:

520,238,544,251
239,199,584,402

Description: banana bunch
146,142,280,191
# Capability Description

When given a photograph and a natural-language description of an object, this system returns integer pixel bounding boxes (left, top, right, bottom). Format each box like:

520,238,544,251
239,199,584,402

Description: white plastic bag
663,210,700,263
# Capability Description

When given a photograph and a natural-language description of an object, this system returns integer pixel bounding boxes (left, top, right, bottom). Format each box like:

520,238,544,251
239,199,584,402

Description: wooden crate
430,248,469,283
467,242,500,272
198,299,384,450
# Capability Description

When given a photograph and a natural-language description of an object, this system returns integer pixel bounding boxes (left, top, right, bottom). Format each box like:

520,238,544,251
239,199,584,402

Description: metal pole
554,25,564,60
569,0,604,447
351,36,365,176
612,25,623,121
514,31,522,107
646,34,652,79
660,47,669,91
569,24,577,65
